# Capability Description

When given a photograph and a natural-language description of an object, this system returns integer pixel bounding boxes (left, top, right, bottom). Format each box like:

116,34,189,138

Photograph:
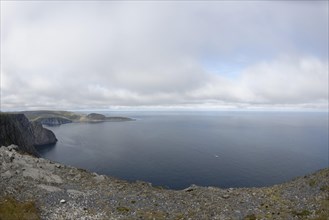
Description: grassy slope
21,110,132,122
21,111,82,121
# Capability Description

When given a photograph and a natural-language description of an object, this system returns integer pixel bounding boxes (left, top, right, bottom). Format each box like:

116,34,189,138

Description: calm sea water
36,111,328,189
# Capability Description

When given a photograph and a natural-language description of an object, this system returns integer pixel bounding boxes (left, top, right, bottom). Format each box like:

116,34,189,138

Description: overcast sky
1,1,328,111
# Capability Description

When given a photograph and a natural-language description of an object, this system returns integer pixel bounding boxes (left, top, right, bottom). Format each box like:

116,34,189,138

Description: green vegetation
22,111,77,126
116,206,130,213
292,209,311,217
0,196,40,220
174,213,184,220
154,185,166,190
312,197,329,220
22,110,81,121
244,214,257,220
320,185,329,191
309,179,317,187
137,210,167,220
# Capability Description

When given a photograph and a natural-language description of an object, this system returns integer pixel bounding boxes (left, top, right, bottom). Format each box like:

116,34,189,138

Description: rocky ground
0,145,328,220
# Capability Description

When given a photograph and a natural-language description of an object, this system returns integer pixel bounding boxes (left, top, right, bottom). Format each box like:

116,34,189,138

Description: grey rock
7,144,19,151
184,184,198,192
0,113,57,156
38,184,62,192
67,189,84,196
93,174,106,182
31,121,57,146
0,113,37,155
22,167,63,183
1,170,13,178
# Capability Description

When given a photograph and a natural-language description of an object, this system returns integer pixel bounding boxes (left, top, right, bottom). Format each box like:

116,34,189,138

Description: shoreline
1,145,328,219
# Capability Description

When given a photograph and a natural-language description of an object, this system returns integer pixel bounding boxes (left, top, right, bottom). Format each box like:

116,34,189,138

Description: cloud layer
1,1,328,110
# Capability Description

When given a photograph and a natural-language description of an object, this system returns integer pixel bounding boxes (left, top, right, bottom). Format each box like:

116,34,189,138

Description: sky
1,1,328,111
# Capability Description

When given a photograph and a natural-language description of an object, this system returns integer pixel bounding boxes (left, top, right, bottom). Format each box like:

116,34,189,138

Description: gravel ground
1,145,328,220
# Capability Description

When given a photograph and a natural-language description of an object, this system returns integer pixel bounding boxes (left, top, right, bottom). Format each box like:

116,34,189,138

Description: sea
36,111,328,190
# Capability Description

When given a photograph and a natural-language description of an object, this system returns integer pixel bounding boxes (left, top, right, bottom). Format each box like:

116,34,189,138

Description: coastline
1,145,328,219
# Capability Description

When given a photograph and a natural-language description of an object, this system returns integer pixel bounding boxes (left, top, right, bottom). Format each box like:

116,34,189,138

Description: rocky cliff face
0,113,57,155
0,113,37,155
31,121,57,146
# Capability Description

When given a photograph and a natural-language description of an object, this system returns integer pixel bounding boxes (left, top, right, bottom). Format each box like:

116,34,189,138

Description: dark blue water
36,111,328,189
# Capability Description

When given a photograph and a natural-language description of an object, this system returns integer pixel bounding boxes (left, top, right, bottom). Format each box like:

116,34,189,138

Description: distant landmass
21,110,134,126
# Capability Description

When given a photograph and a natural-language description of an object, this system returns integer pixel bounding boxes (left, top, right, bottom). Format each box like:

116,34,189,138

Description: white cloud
186,56,328,106
1,1,328,111
240,56,328,104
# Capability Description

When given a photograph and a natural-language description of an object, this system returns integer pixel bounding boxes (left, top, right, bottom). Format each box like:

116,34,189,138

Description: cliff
0,146,328,220
0,113,57,155
31,121,57,146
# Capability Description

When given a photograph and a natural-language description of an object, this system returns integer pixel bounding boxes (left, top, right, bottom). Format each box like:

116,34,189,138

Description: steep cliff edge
31,121,57,146
0,113,57,155
0,113,37,155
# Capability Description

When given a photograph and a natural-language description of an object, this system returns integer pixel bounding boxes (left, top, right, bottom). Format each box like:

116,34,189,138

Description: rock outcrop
31,121,57,146
0,146,328,220
0,113,37,155
0,113,57,155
